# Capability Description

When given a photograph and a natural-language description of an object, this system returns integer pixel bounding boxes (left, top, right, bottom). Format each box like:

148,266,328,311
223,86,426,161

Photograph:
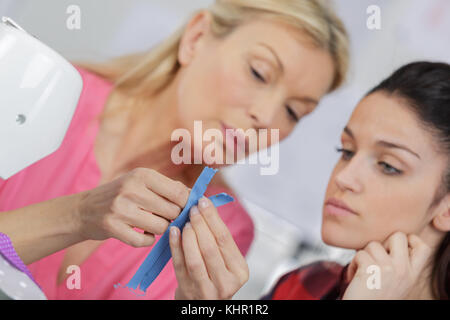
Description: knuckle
202,244,216,258
128,239,140,248
237,268,249,285
366,241,379,250
202,205,215,218
392,231,406,240
117,185,137,203
174,181,189,204
146,234,156,246
134,238,145,248
145,168,156,177
173,205,182,218
129,168,148,186
186,260,202,274
126,169,140,182
123,236,136,247
167,204,181,220
112,196,134,218
101,216,116,233
125,234,139,247
131,167,145,177
155,220,169,234
173,258,184,271
110,196,124,214
141,168,156,183
382,264,394,274
216,232,230,248
130,236,146,248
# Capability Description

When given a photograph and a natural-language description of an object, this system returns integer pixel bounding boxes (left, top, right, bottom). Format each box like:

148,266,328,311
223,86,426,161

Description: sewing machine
0,17,82,180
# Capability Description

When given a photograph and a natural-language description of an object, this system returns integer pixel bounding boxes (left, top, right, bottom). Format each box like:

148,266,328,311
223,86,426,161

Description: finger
408,234,432,271
141,169,190,208
385,232,409,262
134,186,182,221
197,197,248,281
346,257,358,282
113,222,155,247
169,226,190,285
351,250,375,278
181,222,211,284
189,205,229,285
364,241,390,263
123,203,171,235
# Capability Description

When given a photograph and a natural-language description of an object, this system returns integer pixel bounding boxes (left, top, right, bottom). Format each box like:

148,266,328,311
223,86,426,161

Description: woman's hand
75,167,190,247
169,196,249,300
342,232,433,300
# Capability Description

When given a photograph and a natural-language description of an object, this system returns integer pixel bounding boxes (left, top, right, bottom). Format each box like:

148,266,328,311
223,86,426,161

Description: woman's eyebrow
256,43,319,106
375,141,421,159
343,126,354,138
343,126,421,159
256,42,284,73
292,97,319,108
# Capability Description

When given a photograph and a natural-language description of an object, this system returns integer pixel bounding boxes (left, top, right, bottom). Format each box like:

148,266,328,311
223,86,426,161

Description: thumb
347,250,373,282
346,256,358,282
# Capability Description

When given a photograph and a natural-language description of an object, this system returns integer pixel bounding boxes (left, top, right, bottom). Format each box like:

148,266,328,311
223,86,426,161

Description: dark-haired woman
168,61,450,300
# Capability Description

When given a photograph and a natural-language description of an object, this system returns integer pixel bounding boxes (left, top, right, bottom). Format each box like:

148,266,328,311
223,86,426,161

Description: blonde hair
77,0,349,124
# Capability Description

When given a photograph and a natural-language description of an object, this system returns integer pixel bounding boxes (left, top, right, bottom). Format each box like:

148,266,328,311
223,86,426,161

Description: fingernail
190,206,200,217
170,226,179,237
185,222,192,229
199,197,209,209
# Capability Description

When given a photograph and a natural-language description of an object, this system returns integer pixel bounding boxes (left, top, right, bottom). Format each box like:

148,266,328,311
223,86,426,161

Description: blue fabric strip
125,167,234,292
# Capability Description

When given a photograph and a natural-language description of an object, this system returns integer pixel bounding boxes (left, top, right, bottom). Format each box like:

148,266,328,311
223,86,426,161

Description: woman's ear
178,11,213,66
432,194,450,232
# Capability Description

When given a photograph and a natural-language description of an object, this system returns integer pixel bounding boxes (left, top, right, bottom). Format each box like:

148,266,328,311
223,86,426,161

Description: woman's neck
405,264,435,299
98,75,197,184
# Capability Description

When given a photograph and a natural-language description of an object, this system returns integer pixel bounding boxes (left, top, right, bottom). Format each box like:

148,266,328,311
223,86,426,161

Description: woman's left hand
169,196,249,300
342,232,433,300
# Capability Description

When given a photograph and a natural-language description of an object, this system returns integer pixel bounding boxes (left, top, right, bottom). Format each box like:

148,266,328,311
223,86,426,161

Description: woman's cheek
218,58,259,109
178,55,229,121
363,189,418,237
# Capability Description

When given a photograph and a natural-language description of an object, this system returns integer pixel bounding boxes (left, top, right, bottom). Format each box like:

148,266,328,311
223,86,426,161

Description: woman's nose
334,157,364,193
247,102,278,129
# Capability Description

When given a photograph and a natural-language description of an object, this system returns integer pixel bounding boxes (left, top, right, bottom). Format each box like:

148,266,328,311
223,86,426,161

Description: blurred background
1,0,449,299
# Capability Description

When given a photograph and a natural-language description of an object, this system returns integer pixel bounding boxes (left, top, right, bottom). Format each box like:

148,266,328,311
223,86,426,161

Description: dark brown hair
368,61,450,300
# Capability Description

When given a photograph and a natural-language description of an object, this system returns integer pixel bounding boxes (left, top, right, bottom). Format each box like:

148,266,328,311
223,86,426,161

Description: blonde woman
0,0,349,299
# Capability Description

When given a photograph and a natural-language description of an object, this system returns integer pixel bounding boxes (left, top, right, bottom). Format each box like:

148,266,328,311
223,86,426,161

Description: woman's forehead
225,20,335,99
344,93,439,155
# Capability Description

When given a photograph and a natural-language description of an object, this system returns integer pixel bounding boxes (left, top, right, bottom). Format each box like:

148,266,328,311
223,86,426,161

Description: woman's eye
286,105,299,122
336,147,354,161
250,66,266,83
379,162,403,175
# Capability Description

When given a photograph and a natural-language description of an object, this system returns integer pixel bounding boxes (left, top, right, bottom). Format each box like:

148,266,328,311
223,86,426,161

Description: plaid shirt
261,261,350,300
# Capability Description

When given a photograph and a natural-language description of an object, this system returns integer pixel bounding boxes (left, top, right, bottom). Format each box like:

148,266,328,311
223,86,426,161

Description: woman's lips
324,198,358,217
220,122,249,154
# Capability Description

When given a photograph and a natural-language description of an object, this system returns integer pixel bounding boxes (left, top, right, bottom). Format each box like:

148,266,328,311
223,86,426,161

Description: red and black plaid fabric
261,261,350,300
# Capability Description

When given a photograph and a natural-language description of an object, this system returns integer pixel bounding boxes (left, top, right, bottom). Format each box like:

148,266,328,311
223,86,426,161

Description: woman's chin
321,223,361,250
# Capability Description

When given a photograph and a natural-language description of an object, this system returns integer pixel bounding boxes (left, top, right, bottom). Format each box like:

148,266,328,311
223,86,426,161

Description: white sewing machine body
0,17,82,180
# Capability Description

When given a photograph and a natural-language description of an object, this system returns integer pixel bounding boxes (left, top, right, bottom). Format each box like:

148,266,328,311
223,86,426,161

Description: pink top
0,67,254,300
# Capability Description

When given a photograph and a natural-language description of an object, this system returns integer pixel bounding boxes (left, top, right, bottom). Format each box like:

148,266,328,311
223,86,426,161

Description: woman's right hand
169,196,249,300
74,167,190,247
